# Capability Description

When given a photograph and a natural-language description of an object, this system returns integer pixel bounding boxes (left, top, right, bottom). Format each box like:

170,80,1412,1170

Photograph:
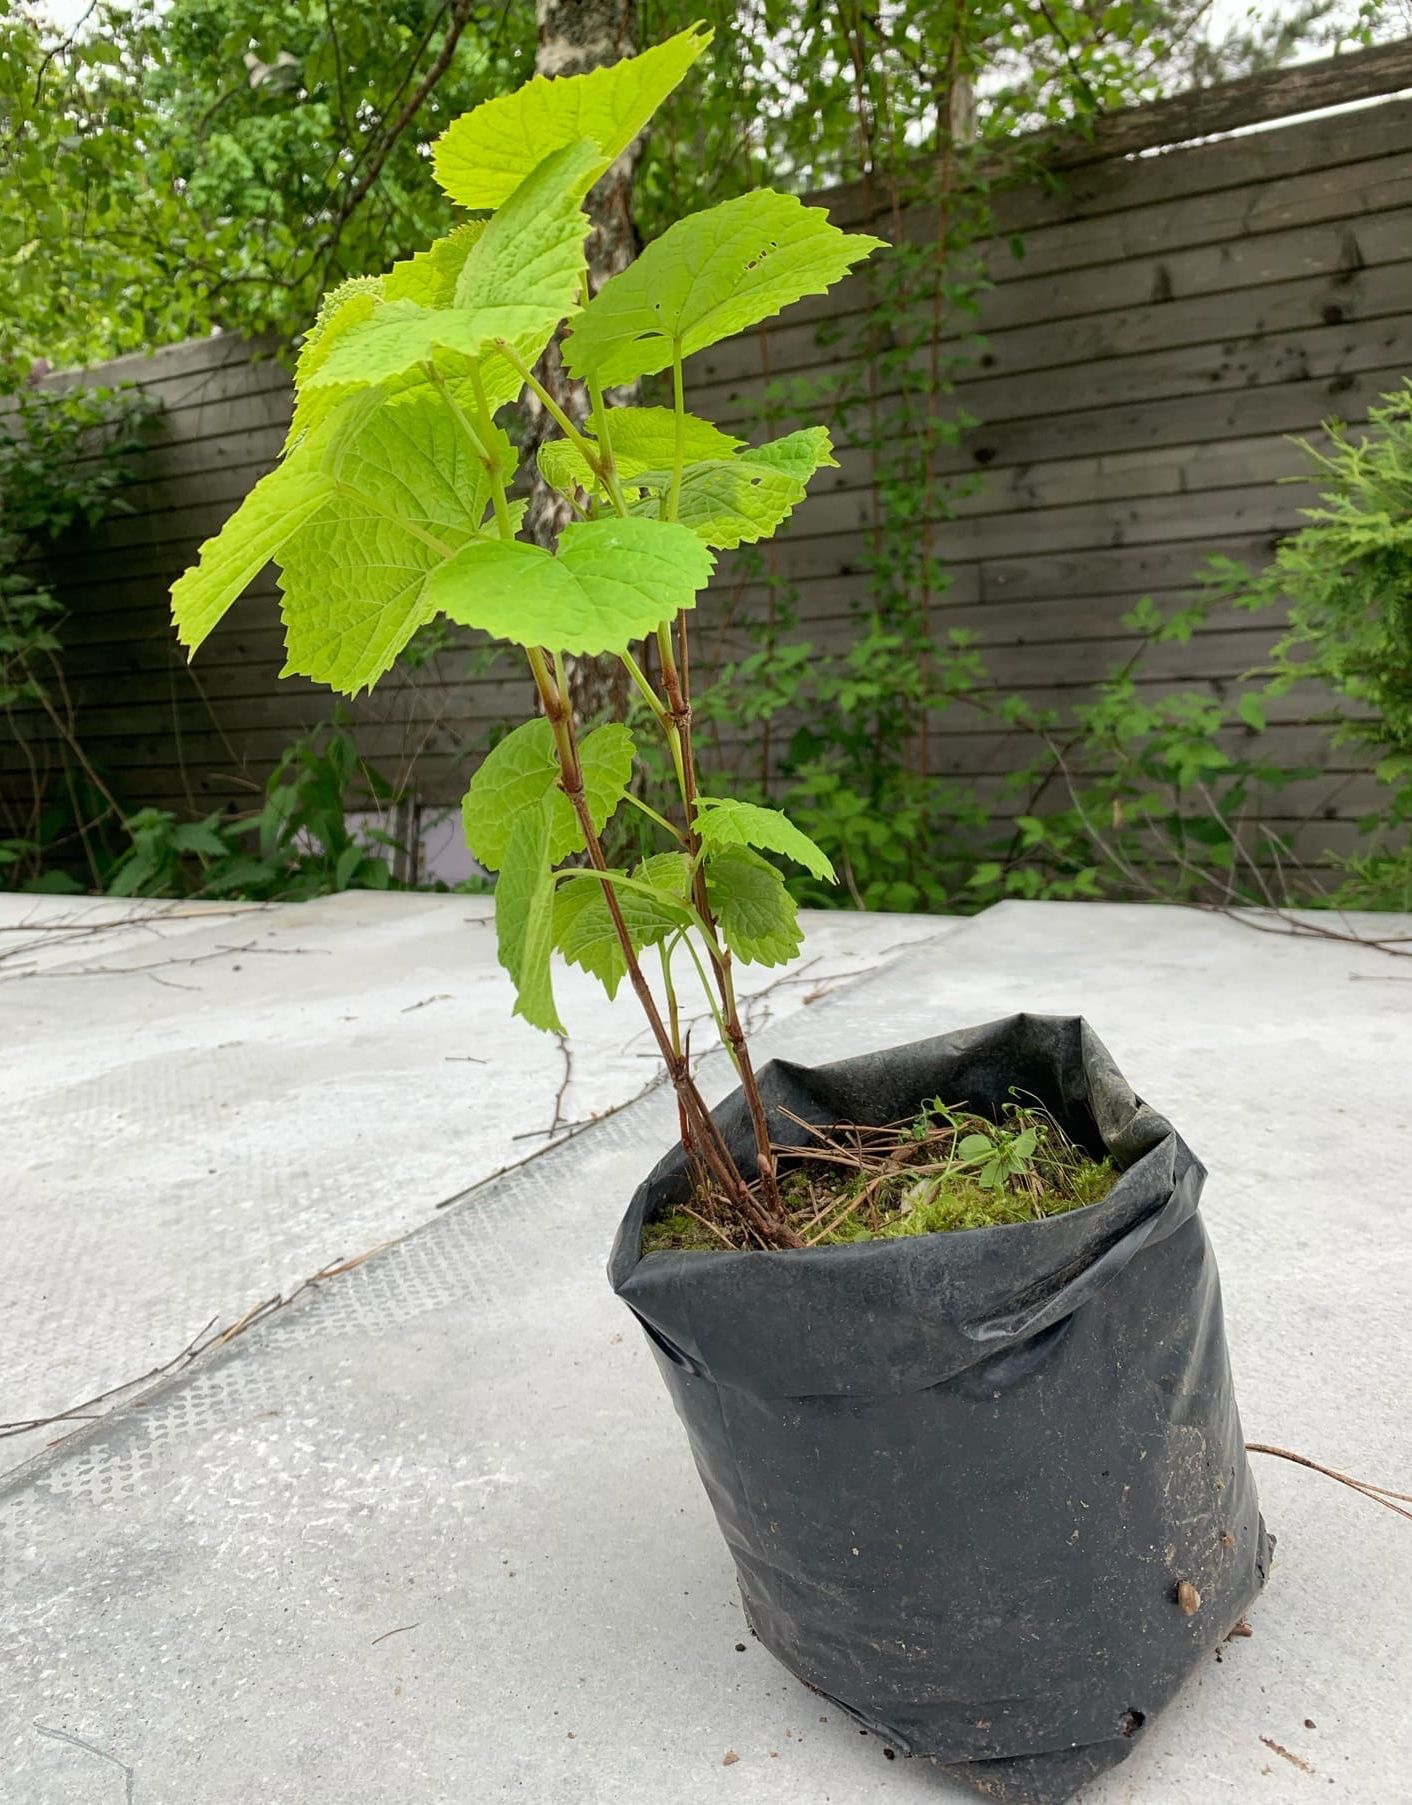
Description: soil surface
643,1098,1117,1253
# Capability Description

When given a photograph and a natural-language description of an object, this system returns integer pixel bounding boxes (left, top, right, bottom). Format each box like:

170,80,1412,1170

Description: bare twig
313,0,479,286
549,1032,574,1135
2,939,330,983
1,1240,396,1452
1219,907,1412,961
1246,1443,1412,1523
0,1315,221,1440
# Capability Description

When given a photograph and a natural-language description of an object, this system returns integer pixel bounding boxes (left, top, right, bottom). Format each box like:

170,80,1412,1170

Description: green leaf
453,138,600,322
537,436,601,501
427,516,713,656
172,816,230,857
537,407,743,500
552,867,688,1000
276,386,493,693
705,844,803,967
607,407,744,469
171,459,334,656
383,224,487,305
433,23,711,209
743,425,838,484
636,849,692,901
957,1133,993,1159
629,428,837,549
495,799,563,1033
695,795,835,881
286,280,384,449
1237,694,1268,732
306,139,599,392
462,717,634,872
298,298,497,392
565,190,886,387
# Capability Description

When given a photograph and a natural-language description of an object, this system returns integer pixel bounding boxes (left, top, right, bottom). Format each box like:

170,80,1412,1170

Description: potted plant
171,27,1269,1802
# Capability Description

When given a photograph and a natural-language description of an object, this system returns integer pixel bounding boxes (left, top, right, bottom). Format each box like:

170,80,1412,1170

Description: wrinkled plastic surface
609,1015,1271,1804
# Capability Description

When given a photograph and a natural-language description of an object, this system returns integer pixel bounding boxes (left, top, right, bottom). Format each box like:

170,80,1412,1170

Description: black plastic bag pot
609,1015,1271,1805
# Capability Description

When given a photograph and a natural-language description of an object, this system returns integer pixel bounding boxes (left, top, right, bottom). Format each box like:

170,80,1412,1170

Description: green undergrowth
643,1097,1118,1253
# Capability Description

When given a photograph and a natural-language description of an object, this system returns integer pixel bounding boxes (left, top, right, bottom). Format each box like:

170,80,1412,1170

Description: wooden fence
9,41,1412,867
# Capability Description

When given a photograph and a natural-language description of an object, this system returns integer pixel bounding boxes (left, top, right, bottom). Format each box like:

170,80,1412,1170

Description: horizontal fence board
55,582,1283,684
0,656,1363,763
692,226,1412,389
40,467,1317,587
816,72,1412,226
699,310,1412,436
95,428,1320,546
791,143,1412,335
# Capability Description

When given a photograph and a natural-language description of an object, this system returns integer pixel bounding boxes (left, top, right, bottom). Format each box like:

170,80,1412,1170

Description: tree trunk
525,0,640,728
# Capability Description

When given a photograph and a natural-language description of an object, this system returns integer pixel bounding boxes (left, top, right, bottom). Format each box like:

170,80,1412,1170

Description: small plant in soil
644,1096,1118,1252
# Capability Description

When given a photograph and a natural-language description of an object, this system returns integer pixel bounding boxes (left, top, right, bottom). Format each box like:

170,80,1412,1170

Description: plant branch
526,647,792,1244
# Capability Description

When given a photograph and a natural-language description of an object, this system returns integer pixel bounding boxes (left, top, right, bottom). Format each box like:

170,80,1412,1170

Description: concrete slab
3,900,1410,1803
0,890,949,1474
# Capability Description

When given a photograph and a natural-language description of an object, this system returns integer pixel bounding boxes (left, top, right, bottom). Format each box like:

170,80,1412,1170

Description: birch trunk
525,0,640,728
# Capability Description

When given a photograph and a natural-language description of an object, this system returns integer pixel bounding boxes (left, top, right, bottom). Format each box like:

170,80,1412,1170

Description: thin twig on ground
0,1314,221,1440
0,1243,397,1449
1246,1442,1412,1522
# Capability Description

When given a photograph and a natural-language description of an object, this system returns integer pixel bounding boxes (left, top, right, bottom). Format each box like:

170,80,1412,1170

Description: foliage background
1,0,1392,370
2,0,1408,908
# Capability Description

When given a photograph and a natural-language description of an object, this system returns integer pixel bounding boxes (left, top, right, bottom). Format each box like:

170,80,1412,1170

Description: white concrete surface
0,890,947,1474
2,899,1410,1804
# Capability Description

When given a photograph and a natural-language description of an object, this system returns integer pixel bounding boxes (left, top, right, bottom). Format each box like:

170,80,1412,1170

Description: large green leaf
629,428,837,549
295,298,494,392
286,280,384,450
552,867,689,1000
537,407,742,501
453,138,599,321
495,799,563,1034
607,407,743,467
695,796,836,882
462,718,634,872
290,292,527,456
171,459,335,656
565,191,886,387
433,23,710,209
612,427,836,546
306,142,599,393
427,516,713,656
383,224,487,305
737,425,839,484
276,386,493,694
633,461,801,548
705,844,803,967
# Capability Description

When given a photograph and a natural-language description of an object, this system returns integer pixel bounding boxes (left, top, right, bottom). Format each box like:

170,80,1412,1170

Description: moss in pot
171,29,1269,1803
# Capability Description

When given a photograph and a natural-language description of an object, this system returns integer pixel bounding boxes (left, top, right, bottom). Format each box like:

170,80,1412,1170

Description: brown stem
529,650,796,1248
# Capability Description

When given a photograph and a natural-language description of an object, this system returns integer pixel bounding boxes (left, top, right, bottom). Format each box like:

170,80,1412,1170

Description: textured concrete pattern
3,900,1410,1804
0,890,944,1474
